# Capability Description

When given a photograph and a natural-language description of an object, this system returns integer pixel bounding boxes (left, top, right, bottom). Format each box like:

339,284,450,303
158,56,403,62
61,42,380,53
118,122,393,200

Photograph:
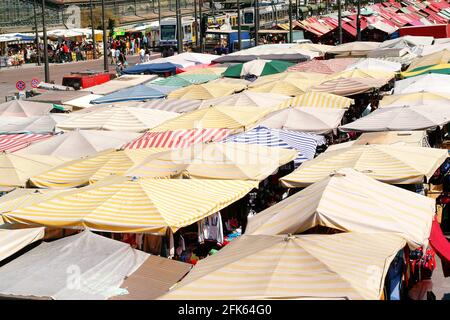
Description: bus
159,17,197,49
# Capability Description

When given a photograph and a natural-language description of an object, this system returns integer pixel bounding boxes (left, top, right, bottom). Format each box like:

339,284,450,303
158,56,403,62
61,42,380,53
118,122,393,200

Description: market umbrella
327,68,396,82
344,58,402,72
287,58,359,74
149,106,273,133
340,105,450,132
123,128,234,149
393,74,450,94
248,79,316,96
160,232,405,300
326,41,381,57
326,131,430,152
0,100,53,118
280,144,448,186
258,107,346,134
90,84,177,104
56,107,179,132
249,71,327,88
0,134,53,153
199,91,290,110
223,60,294,78
0,115,68,134
129,99,202,113
167,82,246,100
1,176,258,234
309,77,387,96
16,130,140,160
209,77,251,86
379,36,434,50
0,227,45,262
0,153,67,188
222,126,326,166
150,74,219,87
401,63,450,78
247,168,434,248
180,66,226,76
29,148,164,188
125,142,297,181
278,92,354,109
379,92,450,108
295,43,334,56
406,49,450,71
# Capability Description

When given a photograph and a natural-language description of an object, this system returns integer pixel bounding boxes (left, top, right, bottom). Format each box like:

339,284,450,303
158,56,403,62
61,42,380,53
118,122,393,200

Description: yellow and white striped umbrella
379,92,450,108
248,79,315,96
280,145,448,186
167,82,246,100
150,105,274,132
160,232,406,300
278,92,354,109
126,142,297,181
29,148,166,189
56,106,179,132
326,68,395,82
0,153,67,187
247,168,434,248
1,176,258,234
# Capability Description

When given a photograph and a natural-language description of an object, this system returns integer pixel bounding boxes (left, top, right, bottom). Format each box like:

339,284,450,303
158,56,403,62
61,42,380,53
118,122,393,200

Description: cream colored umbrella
327,68,396,82
0,227,45,262
280,144,448,186
258,107,346,134
1,176,258,234
199,91,290,110
394,74,450,94
309,77,387,96
407,49,450,71
28,148,165,189
379,92,450,108
0,100,53,118
0,153,67,187
15,130,141,159
125,142,297,181
326,131,430,152
326,41,381,57
56,107,179,132
247,168,434,248
339,105,450,132
160,232,405,300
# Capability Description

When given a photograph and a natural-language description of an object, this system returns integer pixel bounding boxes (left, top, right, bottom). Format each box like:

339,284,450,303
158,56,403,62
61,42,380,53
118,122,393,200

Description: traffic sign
16,80,26,91
31,78,40,88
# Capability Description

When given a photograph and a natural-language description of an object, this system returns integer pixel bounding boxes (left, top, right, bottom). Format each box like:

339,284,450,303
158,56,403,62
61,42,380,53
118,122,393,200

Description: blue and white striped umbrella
223,126,325,166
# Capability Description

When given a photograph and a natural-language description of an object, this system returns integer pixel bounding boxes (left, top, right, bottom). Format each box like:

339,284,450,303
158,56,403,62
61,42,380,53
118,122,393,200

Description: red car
62,71,112,90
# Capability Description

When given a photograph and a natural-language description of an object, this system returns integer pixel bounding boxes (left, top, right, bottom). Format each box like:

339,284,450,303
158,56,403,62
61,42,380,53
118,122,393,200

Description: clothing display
198,212,224,245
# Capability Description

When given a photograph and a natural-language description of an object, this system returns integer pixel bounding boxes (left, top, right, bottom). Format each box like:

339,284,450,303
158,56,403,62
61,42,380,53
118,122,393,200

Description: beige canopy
280,144,447,186
199,91,290,110
56,107,179,132
326,41,381,57
326,131,430,152
247,168,435,248
258,107,346,134
310,77,387,96
0,100,53,118
0,227,45,262
160,232,405,300
16,130,141,159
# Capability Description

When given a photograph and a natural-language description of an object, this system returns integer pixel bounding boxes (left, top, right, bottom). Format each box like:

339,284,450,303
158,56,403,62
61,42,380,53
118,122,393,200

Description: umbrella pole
41,0,50,83
288,0,293,43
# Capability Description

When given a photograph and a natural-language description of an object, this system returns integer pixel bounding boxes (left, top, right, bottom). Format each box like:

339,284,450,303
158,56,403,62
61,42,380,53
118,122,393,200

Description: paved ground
0,53,157,101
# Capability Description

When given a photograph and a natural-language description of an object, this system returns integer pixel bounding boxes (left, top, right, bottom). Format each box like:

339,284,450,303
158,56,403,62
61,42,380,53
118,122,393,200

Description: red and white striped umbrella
0,134,53,153
123,128,233,149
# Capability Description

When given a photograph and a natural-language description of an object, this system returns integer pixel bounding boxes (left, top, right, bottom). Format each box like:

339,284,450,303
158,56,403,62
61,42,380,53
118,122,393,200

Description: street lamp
337,0,343,44
90,0,97,59
237,0,241,51
41,0,50,83
356,0,361,41
101,0,108,72
176,0,183,53
33,0,41,66
289,0,293,43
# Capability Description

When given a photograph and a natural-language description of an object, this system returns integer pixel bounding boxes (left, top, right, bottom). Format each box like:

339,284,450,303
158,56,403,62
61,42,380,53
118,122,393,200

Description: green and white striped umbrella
151,74,219,87
223,60,294,78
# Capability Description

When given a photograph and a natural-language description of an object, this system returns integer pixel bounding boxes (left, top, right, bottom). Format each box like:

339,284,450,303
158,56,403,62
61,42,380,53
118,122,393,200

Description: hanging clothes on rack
198,212,224,245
